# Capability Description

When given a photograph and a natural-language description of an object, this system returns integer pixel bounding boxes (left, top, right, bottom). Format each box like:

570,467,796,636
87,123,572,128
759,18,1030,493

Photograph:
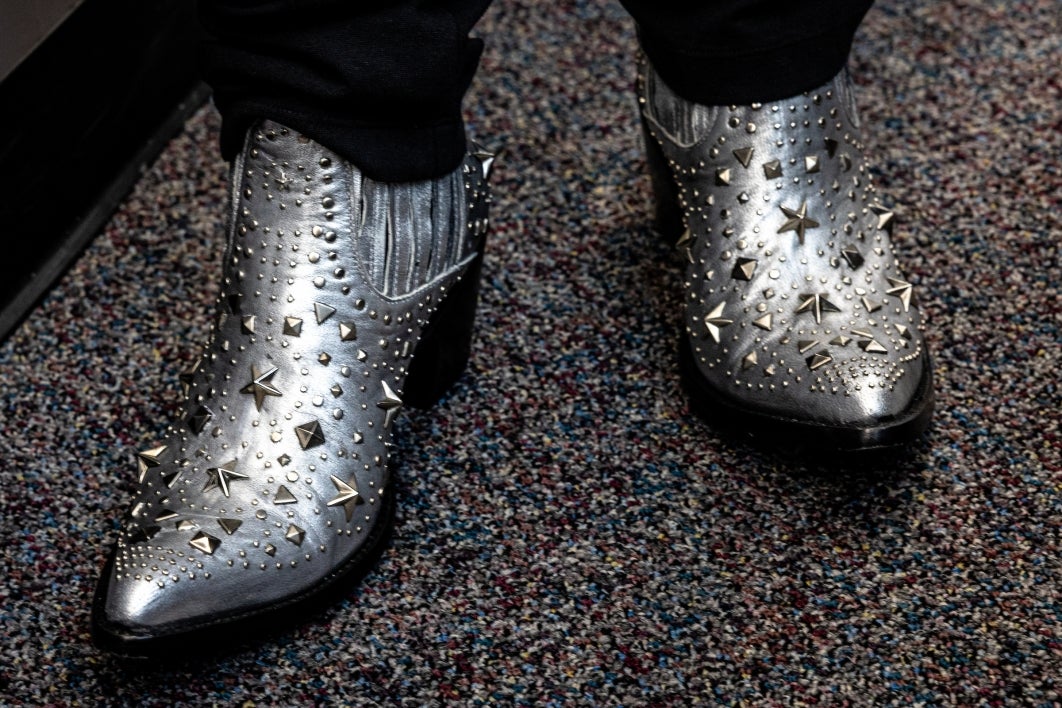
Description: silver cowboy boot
639,56,933,453
92,120,493,656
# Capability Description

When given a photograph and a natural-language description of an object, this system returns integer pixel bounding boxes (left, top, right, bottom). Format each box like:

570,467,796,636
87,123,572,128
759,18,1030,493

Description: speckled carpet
1,0,1059,704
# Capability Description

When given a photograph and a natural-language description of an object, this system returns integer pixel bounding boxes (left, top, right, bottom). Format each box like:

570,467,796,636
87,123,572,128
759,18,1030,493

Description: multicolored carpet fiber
1,0,1058,704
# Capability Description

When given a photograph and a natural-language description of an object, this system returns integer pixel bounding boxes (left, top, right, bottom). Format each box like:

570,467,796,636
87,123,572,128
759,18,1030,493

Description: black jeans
198,0,873,181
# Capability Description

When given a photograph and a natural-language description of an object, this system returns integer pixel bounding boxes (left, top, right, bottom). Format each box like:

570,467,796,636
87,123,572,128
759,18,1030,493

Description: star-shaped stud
778,202,820,244
187,405,213,434
795,294,841,324
136,445,167,483
472,147,497,180
885,277,914,312
178,360,200,398
203,459,248,498
675,228,695,263
869,203,895,233
327,475,363,522
377,381,403,428
240,364,282,411
703,302,734,343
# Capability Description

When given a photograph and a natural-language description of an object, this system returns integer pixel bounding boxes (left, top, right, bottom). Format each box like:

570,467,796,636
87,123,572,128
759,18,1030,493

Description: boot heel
403,249,486,409
642,117,684,244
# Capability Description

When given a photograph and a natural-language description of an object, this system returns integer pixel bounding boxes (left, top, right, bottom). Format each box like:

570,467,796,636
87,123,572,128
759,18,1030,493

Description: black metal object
0,0,207,342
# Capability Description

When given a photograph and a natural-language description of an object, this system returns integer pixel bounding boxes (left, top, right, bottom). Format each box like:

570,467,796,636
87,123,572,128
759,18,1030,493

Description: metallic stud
240,364,283,411
327,475,363,522
841,246,864,269
189,532,221,555
703,302,734,343
885,277,914,312
217,518,243,535
283,317,304,337
733,147,754,168
285,524,305,546
136,445,167,483
762,160,783,179
806,351,833,371
188,405,213,434
858,339,889,354
795,294,841,323
778,202,820,245
472,147,497,180
314,302,336,324
203,459,248,498
274,485,298,505
339,322,357,341
869,203,895,233
178,360,201,398
294,419,326,449
731,257,757,281
377,382,403,429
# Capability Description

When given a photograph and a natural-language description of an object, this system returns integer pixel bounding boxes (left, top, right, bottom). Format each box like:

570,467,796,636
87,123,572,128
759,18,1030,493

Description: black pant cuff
638,21,861,106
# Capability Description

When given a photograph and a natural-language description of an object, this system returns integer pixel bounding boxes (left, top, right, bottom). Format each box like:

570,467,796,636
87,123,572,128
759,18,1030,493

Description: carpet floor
1,0,1059,704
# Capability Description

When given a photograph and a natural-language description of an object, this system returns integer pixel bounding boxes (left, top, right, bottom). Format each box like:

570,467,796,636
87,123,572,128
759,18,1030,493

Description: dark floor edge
0,84,212,344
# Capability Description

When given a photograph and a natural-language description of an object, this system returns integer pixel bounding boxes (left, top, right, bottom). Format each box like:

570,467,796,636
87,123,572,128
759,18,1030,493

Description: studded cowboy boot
92,121,493,656
639,56,933,453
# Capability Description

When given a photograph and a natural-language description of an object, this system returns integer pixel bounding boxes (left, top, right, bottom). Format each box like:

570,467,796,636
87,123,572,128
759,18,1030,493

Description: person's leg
626,1,934,453
620,0,873,105
199,0,492,181
93,0,496,657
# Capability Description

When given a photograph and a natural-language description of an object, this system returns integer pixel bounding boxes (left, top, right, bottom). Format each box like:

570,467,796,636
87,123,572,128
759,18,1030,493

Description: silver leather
100,121,490,634
640,57,930,429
